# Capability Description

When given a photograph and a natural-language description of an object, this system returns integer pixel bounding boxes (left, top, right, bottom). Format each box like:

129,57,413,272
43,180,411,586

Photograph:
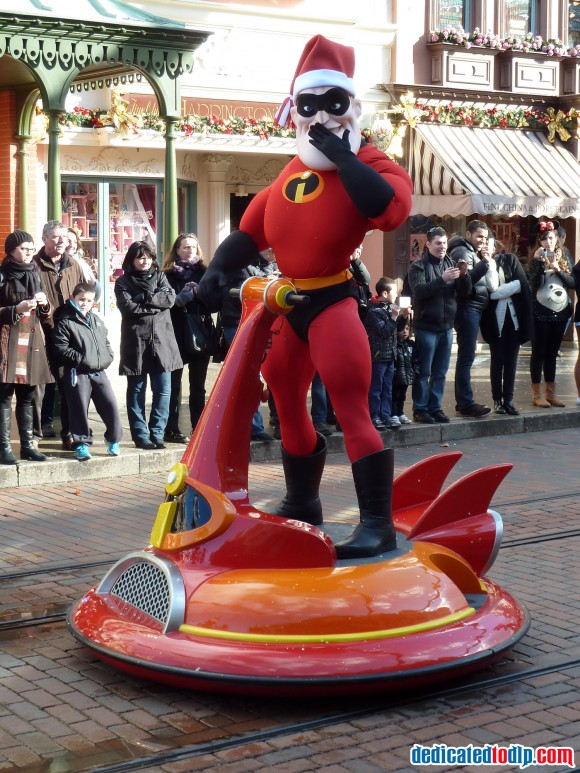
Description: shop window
570,0,580,45
505,0,537,37
437,0,473,29
109,183,157,284
61,181,99,282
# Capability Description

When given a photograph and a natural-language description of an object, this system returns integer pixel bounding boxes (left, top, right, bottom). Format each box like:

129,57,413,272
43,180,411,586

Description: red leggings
262,297,383,462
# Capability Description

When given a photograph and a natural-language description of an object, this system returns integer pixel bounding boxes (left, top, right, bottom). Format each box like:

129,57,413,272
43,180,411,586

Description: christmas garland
56,106,296,140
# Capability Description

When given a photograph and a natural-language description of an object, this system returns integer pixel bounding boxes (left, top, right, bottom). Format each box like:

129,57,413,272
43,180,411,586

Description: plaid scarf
13,309,35,384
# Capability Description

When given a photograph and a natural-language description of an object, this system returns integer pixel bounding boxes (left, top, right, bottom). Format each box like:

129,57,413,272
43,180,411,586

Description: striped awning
410,124,580,219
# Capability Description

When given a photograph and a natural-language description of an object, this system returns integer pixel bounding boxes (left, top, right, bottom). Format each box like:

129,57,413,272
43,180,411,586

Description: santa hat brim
292,69,356,101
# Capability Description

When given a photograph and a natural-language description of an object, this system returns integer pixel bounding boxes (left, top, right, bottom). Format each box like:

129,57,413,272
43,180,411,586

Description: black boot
17,405,47,462
0,407,17,465
271,433,326,525
335,448,397,559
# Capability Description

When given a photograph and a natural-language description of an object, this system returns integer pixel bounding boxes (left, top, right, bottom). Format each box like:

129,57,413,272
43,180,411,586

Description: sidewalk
1,342,578,488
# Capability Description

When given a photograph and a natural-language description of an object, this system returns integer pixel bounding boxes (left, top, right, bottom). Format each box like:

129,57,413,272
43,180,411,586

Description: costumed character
198,35,413,558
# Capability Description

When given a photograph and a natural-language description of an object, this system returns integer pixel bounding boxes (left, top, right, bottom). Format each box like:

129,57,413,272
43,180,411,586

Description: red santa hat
274,35,356,128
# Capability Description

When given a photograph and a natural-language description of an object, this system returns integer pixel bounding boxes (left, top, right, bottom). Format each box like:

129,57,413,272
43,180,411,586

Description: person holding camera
526,220,574,407
0,231,53,464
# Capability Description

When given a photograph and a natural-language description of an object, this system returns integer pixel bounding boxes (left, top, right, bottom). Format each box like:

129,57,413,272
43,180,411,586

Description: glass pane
439,0,465,28
178,184,187,234
108,182,158,303
506,0,532,37
570,1,580,45
61,181,99,281
171,486,212,532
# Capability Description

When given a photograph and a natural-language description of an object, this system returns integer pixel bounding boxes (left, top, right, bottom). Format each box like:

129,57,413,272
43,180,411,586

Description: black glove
197,230,262,313
308,124,354,166
308,123,395,219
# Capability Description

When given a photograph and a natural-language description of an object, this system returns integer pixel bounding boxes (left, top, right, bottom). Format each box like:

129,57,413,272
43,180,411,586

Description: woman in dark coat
0,230,53,464
480,240,533,416
114,241,182,449
162,233,209,443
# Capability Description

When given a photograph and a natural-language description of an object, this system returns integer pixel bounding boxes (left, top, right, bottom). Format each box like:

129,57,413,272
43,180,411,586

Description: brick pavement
2,430,580,771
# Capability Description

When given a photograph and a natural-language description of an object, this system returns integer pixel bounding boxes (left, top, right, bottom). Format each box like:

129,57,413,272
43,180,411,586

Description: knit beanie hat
5,230,34,256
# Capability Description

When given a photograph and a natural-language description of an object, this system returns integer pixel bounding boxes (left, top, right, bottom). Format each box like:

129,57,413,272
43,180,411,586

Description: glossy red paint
68,276,529,695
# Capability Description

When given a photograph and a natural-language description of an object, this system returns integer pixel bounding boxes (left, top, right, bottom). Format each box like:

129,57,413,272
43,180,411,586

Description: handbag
535,269,570,314
184,311,220,357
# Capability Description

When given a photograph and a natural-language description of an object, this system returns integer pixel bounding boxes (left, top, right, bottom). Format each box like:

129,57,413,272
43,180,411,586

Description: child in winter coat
52,283,123,461
364,277,400,430
393,316,419,424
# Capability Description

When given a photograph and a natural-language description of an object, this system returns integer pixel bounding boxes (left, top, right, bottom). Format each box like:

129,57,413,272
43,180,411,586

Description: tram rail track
2,519,580,634
20,647,580,773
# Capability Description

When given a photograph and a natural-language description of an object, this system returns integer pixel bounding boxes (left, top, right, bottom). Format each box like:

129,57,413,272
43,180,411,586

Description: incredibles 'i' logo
282,170,324,204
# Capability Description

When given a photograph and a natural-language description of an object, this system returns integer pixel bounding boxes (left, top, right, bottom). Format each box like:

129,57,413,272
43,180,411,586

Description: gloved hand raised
308,124,354,167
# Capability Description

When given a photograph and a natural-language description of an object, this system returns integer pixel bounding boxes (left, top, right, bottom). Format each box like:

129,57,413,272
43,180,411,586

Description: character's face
536,272,569,312
43,227,68,260
291,86,362,170
177,237,200,264
10,241,35,264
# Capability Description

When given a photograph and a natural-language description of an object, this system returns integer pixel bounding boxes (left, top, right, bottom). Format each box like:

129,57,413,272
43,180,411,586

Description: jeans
454,307,482,410
310,372,328,424
126,371,171,443
368,360,394,420
412,328,453,414
223,325,264,436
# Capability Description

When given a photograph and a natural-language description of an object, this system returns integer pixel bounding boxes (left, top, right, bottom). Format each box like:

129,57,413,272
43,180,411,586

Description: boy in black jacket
52,283,123,461
364,277,400,431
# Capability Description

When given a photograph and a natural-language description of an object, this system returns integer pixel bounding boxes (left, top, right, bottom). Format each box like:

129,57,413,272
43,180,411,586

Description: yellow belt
290,269,353,292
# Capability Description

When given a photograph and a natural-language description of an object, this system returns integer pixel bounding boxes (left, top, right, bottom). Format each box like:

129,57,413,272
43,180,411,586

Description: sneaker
431,409,450,423
494,401,507,415
413,410,436,424
372,418,387,431
107,442,121,457
313,421,334,437
382,415,401,429
457,403,491,418
41,423,57,438
74,443,92,462
398,414,412,425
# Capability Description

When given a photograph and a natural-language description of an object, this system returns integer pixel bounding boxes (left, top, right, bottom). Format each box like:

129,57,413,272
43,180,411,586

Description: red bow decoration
539,221,554,232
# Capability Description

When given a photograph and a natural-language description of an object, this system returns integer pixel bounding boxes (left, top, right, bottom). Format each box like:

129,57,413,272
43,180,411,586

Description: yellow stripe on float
178,607,476,644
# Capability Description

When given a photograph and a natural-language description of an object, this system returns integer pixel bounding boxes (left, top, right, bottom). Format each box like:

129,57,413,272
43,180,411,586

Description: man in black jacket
407,227,471,424
448,220,498,418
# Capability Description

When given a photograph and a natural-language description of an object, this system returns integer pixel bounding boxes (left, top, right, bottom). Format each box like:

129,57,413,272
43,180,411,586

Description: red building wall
0,90,17,242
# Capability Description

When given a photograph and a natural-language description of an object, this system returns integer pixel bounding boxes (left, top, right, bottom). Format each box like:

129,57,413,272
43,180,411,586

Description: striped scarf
13,310,34,384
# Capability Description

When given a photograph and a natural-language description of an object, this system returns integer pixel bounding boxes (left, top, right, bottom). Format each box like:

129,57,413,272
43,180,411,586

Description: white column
204,154,234,257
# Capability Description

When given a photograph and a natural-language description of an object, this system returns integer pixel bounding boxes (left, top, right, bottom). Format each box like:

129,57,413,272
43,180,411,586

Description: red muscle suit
199,36,413,558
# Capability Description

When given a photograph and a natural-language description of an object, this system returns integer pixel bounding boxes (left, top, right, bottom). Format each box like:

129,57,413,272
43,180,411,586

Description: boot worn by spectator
251,430,274,443
431,409,450,423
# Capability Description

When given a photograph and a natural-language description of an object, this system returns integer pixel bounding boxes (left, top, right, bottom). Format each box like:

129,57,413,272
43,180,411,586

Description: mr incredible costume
198,35,413,558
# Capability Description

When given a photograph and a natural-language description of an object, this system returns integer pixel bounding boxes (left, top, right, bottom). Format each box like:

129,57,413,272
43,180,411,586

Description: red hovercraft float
68,276,529,696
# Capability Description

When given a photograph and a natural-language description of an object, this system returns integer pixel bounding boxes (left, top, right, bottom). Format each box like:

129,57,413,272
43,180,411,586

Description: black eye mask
295,87,351,118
